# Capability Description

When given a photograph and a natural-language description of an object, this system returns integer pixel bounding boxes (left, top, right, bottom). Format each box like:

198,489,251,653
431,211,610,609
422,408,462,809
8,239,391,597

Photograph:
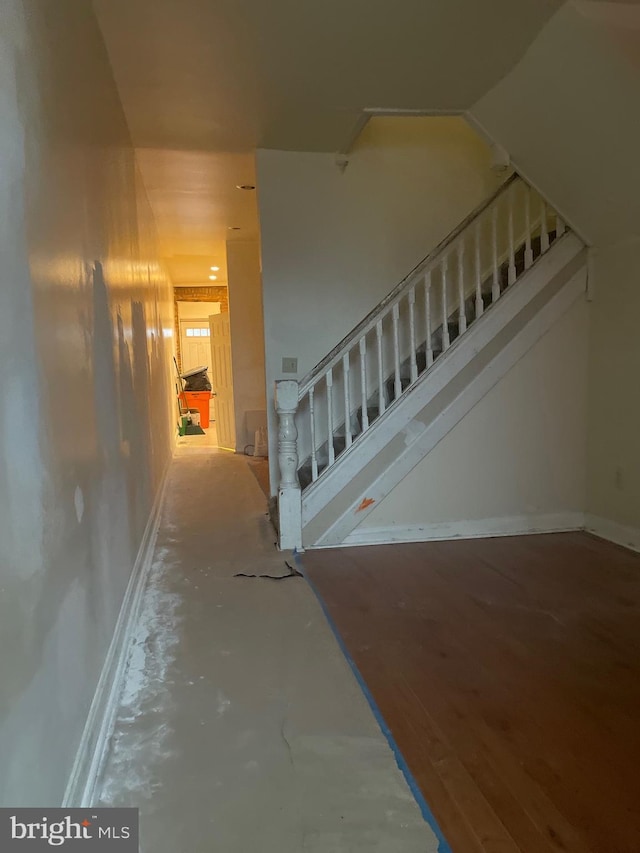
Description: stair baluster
491,205,500,302
524,186,534,270
376,320,385,416
425,271,434,366
475,221,483,319
359,336,369,432
508,185,517,285
392,303,402,399
441,256,451,350
457,242,467,335
540,198,549,252
408,285,418,382
556,213,566,238
326,368,335,465
342,353,352,449
309,387,318,481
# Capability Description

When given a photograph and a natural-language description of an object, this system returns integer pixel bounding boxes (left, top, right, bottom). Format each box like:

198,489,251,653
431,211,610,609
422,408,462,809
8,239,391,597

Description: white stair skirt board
339,514,586,548
306,248,587,549
62,462,171,808
585,515,640,554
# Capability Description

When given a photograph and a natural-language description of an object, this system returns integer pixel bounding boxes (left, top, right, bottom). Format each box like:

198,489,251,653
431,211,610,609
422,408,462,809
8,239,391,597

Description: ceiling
93,0,565,287
94,0,565,153
136,149,258,286
470,0,640,245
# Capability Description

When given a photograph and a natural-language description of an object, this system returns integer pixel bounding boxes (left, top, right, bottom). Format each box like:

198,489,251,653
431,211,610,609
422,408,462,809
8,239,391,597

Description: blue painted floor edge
293,549,453,853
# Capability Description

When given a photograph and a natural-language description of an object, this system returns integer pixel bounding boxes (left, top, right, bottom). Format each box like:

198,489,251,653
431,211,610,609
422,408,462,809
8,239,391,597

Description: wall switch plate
282,357,298,374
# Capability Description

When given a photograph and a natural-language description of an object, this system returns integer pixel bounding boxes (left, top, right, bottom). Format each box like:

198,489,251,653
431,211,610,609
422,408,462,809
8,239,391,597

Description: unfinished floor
304,534,640,853
96,447,439,852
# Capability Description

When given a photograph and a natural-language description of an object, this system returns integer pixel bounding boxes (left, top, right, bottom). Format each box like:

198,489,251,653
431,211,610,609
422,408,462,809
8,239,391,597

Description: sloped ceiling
470,1,640,245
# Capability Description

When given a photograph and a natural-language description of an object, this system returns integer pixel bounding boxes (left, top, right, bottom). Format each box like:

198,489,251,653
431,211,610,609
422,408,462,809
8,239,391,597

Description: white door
180,320,211,373
209,313,236,451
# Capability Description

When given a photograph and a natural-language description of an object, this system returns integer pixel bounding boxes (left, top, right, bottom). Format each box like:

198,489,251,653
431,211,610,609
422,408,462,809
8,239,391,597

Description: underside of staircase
274,175,588,551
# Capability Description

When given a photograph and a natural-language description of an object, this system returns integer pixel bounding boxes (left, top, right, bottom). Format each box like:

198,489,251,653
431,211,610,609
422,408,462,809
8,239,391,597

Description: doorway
177,301,220,432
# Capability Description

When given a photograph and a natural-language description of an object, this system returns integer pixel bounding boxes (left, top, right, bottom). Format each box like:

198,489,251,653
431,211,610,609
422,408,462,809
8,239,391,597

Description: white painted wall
586,244,640,533
226,240,267,452
466,4,640,541
258,117,502,493
0,0,173,805
356,297,588,536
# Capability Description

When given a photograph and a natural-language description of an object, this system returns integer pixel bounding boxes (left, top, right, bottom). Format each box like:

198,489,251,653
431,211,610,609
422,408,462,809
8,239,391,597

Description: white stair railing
275,173,568,549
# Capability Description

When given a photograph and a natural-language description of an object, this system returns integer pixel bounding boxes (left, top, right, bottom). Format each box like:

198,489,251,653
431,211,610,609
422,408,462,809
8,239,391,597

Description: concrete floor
96,446,438,852
175,421,219,449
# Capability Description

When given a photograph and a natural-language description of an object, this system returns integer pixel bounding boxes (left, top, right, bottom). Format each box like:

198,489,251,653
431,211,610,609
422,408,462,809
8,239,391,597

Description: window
185,328,210,337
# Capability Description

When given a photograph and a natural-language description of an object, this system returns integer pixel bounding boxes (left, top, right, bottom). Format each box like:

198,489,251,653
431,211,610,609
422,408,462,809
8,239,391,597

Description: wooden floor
245,456,270,498
303,532,640,853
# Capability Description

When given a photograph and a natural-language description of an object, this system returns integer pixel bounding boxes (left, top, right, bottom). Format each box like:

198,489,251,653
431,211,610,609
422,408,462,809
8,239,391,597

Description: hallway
4,2,640,846
96,447,438,853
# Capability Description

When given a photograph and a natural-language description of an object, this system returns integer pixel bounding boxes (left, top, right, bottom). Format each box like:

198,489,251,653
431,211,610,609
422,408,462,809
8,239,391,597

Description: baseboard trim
337,513,586,548
584,514,640,554
62,461,171,807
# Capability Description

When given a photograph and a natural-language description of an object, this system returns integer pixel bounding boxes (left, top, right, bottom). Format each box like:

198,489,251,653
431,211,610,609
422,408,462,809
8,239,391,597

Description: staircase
274,174,587,550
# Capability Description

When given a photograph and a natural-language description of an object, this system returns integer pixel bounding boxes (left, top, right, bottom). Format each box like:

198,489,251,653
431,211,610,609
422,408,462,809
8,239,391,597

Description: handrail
298,172,519,396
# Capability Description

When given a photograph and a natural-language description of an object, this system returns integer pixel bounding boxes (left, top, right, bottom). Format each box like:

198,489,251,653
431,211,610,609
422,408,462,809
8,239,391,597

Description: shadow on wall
92,262,121,462
130,299,152,535
89,261,134,633
146,283,172,478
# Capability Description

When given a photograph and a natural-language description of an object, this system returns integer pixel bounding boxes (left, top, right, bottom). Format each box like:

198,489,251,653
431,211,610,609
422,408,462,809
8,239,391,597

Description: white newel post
275,380,303,552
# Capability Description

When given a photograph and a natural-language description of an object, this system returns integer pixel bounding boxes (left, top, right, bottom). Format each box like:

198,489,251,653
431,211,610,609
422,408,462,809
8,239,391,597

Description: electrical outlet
282,357,298,374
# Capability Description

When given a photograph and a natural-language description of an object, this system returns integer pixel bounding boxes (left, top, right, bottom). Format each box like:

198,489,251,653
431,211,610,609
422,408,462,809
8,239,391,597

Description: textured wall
0,0,174,804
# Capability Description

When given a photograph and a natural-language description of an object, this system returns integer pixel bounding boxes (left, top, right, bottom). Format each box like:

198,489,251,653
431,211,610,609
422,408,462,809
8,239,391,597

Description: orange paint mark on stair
357,497,375,512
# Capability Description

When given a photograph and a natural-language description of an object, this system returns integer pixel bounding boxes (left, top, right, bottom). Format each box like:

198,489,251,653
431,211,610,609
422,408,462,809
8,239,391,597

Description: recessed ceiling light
210,266,219,271
209,275,217,280
236,184,255,191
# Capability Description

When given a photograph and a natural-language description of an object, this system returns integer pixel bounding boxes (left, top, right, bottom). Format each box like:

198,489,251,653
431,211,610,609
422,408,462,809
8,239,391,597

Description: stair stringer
301,233,586,548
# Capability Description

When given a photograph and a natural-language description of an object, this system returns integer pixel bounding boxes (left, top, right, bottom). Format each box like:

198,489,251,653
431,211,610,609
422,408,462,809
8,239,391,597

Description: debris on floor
234,560,303,581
